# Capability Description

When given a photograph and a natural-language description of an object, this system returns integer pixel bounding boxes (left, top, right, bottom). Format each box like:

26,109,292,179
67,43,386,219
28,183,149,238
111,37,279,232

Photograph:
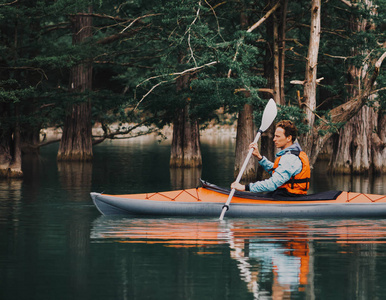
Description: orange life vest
272,150,311,195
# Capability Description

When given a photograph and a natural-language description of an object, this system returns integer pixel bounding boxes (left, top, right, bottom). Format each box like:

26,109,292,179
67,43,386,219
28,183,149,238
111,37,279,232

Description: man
231,120,310,197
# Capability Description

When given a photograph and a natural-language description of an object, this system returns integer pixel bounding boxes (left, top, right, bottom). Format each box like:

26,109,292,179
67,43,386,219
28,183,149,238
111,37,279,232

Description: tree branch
134,61,218,109
246,1,281,33
120,13,161,33
1,66,48,80
185,1,201,67
234,88,274,96
135,80,170,110
92,117,159,145
0,0,17,6
319,50,386,130
227,1,281,78
97,26,148,45
371,86,386,94
339,0,357,7
204,0,225,42
36,138,61,148
290,77,324,85
375,51,386,69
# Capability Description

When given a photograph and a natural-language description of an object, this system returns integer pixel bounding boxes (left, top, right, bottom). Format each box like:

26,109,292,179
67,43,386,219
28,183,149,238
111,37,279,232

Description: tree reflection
170,167,202,190
57,161,92,199
90,217,386,299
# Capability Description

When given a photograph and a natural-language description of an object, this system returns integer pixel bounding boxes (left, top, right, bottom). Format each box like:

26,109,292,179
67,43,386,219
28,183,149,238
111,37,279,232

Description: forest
0,0,385,179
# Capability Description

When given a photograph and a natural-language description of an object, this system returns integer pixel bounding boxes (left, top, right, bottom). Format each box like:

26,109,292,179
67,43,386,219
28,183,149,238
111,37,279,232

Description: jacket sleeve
258,156,274,174
249,154,302,193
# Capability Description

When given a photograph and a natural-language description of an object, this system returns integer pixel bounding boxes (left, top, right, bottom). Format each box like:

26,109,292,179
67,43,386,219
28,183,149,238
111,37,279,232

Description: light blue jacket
248,143,303,193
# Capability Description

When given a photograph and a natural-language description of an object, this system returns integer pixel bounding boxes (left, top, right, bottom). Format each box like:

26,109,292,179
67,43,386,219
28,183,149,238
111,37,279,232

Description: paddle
219,98,277,220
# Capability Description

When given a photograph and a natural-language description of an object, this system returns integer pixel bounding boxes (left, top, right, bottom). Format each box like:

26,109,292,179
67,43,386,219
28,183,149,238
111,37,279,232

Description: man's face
273,127,292,150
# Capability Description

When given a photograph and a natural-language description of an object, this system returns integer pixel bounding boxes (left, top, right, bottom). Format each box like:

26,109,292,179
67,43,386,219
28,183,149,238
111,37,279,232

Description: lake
1,134,386,300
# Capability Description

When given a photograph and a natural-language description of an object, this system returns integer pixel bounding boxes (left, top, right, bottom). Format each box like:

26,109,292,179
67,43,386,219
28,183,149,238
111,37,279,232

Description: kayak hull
91,193,386,218
90,182,386,218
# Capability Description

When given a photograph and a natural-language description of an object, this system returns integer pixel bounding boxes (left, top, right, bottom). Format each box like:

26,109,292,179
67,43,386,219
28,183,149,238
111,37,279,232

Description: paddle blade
259,98,277,132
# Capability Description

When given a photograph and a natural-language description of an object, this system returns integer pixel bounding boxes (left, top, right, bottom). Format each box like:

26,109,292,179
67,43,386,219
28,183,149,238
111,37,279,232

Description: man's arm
248,154,302,193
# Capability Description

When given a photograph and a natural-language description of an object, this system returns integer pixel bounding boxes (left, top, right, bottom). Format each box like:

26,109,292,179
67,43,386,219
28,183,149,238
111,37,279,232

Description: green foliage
276,105,309,135
282,0,386,129
252,103,309,135
118,0,268,128
0,0,385,149
377,72,386,112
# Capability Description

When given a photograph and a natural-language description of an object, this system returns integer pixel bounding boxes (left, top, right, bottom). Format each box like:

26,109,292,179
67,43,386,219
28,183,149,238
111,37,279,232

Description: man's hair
276,120,297,142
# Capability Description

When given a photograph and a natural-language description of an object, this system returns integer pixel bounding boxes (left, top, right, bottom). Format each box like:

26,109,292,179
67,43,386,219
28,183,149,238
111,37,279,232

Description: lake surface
1,135,386,300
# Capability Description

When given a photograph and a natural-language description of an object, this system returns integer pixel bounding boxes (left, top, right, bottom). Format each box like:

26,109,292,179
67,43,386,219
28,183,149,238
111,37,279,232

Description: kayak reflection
91,217,386,299
224,220,311,299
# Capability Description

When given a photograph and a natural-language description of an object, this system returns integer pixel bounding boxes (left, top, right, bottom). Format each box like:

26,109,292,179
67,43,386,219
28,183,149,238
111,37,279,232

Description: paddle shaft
219,129,262,220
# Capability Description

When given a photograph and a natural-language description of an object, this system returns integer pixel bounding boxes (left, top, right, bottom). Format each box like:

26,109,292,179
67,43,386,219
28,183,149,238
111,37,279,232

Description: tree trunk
0,103,23,178
271,0,287,106
266,0,288,161
260,0,288,167
0,120,13,176
0,131,20,178
300,0,321,154
21,98,43,155
233,5,259,181
330,47,365,174
305,50,385,167
330,105,378,174
0,16,23,178
328,0,385,174
273,13,281,104
373,112,386,173
57,9,93,161
300,0,385,169
279,0,288,106
10,104,22,175
170,72,202,168
330,91,386,174
234,103,257,181
170,106,202,168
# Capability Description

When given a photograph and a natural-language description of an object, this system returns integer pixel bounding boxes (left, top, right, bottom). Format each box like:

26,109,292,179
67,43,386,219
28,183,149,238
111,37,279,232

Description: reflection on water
90,217,386,246
170,167,202,190
312,160,386,194
0,179,22,223
1,136,386,300
91,217,386,299
58,161,93,199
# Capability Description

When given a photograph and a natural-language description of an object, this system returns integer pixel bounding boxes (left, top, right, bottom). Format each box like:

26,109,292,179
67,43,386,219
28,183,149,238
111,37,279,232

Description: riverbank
40,123,238,143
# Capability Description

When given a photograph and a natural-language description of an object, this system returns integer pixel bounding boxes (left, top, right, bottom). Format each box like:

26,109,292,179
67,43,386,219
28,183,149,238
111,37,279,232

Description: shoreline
40,123,238,143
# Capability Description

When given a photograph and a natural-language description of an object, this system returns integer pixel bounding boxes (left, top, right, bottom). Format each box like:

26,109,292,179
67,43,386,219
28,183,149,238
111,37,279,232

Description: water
1,135,386,300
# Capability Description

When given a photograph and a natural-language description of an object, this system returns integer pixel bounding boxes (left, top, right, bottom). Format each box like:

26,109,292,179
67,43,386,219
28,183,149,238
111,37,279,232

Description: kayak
90,180,386,218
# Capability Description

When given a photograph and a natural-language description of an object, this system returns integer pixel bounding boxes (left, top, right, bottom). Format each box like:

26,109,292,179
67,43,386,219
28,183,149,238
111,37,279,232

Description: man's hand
231,182,245,191
249,142,263,160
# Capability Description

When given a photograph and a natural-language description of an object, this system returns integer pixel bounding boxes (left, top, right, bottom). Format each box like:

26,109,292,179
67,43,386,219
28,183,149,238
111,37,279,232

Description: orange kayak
90,180,386,217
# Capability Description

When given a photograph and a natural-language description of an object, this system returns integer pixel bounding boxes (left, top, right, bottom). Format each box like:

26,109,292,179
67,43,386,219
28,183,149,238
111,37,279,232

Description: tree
328,0,386,174
57,7,94,161
233,6,258,181
0,0,50,177
170,72,202,168
223,1,280,180
260,0,288,168
300,0,321,154
132,0,266,169
0,0,165,174
1,0,385,178
287,0,385,172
